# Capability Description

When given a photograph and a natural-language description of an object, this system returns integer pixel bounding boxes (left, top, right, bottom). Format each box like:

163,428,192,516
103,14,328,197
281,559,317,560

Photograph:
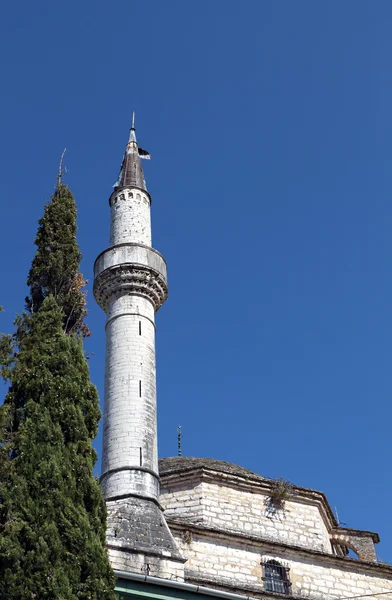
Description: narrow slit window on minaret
139,380,142,397
139,447,143,466
139,321,142,335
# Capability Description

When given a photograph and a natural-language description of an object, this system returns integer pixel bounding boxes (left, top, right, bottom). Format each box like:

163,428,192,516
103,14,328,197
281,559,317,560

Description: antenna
335,505,348,527
132,111,135,129
177,425,182,456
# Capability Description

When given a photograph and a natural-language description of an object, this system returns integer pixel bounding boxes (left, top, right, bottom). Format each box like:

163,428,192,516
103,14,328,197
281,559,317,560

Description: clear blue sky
1,0,391,562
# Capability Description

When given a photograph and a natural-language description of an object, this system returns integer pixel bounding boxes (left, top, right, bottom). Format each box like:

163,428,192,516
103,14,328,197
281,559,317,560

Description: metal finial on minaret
128,111,137,144
177,425,182,457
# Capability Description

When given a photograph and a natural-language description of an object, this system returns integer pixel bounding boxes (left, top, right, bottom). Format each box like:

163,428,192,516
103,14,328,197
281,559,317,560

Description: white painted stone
110,187,151,246
101,293,158,499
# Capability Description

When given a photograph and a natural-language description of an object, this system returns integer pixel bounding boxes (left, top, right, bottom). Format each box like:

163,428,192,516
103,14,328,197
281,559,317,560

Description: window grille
263,560,291,595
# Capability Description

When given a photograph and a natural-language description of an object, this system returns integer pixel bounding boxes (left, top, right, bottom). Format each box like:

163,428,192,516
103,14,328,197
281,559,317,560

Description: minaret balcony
94,243,168,313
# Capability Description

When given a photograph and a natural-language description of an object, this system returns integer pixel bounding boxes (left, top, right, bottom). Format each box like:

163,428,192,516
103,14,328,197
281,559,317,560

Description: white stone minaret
94,116,184,578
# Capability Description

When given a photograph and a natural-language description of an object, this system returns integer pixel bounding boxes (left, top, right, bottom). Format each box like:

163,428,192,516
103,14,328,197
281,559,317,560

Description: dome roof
158,456,266,483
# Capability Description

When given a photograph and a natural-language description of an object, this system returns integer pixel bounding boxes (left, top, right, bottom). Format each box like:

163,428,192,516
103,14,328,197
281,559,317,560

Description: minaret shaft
110,187,152,247
101,292,159,500
95,182,165,503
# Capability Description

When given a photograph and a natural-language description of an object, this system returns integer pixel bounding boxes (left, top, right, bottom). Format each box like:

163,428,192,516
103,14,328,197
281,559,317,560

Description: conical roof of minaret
114,113,148,192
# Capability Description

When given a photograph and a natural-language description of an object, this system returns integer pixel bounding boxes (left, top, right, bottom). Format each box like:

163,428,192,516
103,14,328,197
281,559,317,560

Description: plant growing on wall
264,477,294,518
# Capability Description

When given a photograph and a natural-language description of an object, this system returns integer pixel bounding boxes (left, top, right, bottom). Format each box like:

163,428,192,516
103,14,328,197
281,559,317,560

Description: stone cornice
94,263,168,312
166,518,392,579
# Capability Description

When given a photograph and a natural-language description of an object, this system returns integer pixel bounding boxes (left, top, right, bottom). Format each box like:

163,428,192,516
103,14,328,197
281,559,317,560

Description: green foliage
0,304,17,383
269,478,294,506
264,478,294,518
26,184,90,337
0,297,115,599
0,183,115,598
0,331,13,382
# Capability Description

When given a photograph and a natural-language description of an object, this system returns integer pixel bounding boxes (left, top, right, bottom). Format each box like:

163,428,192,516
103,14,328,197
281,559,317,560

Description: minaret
94,116,184,577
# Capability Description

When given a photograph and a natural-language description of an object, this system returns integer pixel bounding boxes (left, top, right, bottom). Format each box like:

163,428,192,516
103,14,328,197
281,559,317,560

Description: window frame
263,559,291,595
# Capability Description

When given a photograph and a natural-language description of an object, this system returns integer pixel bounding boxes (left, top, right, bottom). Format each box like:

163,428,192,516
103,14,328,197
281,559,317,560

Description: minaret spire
114,111,149,192
94,121,184,578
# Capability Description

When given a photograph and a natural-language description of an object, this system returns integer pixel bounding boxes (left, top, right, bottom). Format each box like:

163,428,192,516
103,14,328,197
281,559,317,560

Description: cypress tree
26,183,90,337
0,183,115,599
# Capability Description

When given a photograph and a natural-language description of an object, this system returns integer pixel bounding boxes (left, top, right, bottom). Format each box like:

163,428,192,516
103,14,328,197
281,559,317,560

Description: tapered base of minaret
106,497,185,579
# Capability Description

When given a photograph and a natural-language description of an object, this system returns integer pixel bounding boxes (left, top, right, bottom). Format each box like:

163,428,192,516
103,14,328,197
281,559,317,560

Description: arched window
264,560,291,595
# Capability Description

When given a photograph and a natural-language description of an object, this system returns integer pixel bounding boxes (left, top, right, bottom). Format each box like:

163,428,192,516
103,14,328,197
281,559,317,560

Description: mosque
93,120,392,600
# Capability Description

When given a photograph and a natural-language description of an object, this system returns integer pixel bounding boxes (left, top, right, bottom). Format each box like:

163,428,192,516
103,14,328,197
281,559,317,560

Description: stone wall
288,552,391,600
170,529,392,600
161,480,204,524
159,467,389,597
161,479,332,553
